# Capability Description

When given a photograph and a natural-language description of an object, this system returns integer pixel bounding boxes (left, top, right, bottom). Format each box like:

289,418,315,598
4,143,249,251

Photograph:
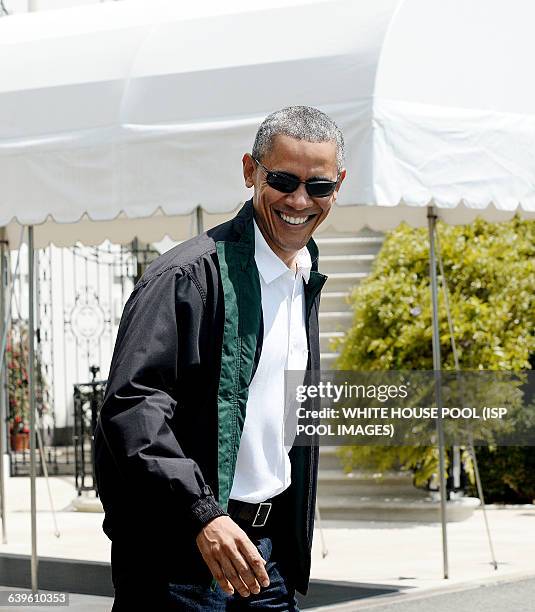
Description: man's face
243,134,346,262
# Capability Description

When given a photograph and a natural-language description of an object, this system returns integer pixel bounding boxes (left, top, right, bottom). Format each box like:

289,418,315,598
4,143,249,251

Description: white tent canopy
1,0,535,248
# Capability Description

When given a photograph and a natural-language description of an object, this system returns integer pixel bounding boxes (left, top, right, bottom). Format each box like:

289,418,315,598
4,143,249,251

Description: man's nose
285,183,311,210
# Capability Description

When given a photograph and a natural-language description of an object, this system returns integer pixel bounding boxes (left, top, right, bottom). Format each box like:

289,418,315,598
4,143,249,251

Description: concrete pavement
0,474,534,610
309,574,535,611
310,508,535,592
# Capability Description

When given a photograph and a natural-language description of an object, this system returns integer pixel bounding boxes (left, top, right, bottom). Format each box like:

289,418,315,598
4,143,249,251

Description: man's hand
195,515,270,597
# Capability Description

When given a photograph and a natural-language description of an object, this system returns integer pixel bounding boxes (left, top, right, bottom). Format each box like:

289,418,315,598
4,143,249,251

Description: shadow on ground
1,553,411,609
299,579,410,609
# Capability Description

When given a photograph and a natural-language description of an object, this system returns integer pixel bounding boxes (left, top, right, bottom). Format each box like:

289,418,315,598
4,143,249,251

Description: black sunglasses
252,157,339,198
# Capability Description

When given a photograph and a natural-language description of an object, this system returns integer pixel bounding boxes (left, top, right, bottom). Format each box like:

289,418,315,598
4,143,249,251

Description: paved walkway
0,586,112,611
0,474,534,610
310,509,535,591
310,575,535,611
3,576,534,612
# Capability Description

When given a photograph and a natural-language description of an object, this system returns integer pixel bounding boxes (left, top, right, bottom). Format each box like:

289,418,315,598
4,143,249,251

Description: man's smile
274,209,318,226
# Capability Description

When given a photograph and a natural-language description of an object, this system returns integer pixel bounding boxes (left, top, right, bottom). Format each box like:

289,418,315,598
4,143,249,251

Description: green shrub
469,446,535,503
334,217,535,498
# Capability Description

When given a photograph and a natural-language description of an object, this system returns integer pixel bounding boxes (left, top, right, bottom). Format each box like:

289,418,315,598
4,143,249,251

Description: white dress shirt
229,218,311,503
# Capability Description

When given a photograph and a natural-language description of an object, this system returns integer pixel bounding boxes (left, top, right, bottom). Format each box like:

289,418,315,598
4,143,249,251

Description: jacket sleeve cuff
190,486,229,534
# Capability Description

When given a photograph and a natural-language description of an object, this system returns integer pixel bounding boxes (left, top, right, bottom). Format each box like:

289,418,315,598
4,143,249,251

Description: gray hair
252,106,345,172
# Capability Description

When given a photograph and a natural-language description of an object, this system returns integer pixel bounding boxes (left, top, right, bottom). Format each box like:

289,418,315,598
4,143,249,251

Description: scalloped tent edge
1,0,534,250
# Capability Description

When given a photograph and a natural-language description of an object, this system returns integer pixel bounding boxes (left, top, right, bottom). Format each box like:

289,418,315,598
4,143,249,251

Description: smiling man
245,130,343,267
94,106,346,611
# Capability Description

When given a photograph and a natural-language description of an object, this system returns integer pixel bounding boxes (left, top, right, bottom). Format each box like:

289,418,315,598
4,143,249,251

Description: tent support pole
0,234,7,544
0,227,24,546
195,206,203,235
28,225,38,592
315,502,328,558
434,229,498,570
427,205,449,580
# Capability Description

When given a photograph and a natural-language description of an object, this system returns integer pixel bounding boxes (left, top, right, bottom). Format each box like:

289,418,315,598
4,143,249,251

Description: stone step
320,352,340,366
320,358,338,369
320,331,345,353
324,272,368,292
319,446,345,470
317,495,480,522
319,291,351,312
320,254,377,274
318,470,420,498
319,310,353,332
315,235,384,256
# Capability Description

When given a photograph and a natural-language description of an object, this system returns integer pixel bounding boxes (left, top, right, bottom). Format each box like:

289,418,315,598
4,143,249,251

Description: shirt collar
253,218,312,285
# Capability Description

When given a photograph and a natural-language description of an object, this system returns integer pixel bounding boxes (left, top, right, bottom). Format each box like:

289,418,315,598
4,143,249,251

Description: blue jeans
167,536,300,611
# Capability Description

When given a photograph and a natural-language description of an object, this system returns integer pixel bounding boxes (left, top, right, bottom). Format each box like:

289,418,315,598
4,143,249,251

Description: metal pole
427,205,449,580
315,502,328,558
28,226,38,592
435,230,498,570
26,19,39,576
195,205,204,236
0,228,28,546
0,235,7,544
36,423,60,538
468,438,498,569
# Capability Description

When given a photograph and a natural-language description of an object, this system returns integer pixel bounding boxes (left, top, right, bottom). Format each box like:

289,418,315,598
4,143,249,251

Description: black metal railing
73,366,106,496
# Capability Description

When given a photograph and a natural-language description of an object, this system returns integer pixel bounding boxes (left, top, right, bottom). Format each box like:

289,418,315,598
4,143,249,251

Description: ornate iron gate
6,238,162,477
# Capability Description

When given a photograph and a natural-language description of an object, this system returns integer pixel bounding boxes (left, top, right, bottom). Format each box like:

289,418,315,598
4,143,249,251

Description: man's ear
337,168,347,190
332,168,347,203
242,153,256,189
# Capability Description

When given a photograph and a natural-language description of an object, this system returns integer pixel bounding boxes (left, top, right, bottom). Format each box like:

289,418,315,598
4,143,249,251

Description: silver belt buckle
252,502,272,527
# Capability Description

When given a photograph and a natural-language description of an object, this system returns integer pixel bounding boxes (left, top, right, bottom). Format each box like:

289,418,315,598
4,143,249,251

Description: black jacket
94,199,326,595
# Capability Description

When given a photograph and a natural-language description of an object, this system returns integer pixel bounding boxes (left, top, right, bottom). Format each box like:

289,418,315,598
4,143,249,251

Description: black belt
227,498,275,528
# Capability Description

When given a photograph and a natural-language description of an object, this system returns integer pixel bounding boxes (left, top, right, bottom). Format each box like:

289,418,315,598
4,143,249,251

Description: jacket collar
253,217,312,284
232,198,320,274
